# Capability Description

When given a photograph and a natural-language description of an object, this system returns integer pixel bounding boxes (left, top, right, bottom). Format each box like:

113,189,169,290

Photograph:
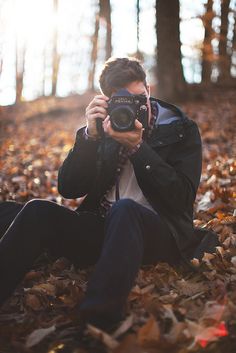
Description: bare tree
0,56,2,78
88,0,112,90
136,0,140,55
51,0,60,96
202,0,215,83
155,0,186,101
88,10,100,91
218,0,231,81
232,8,236,71
15,43,26,104
100,0,112,59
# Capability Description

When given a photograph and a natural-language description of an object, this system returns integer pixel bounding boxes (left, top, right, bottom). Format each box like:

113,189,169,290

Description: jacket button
145,165,151,170
179,134,183,138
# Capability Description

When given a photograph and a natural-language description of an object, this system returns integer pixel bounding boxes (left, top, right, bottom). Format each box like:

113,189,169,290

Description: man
0,57,216,330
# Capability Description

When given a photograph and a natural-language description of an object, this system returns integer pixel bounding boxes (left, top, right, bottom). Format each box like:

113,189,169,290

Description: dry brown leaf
221,215,236,225
201,301,226,323
24,293,46,311
164,321,187,344
186,319,228,349
26,325,56,348
191,258,200,267
175,279,208,297
137,315,161,347
58,284,82,307
32,283,56,296
23,270,43,282
112,334,145,353
158,292,178,304
86,324,119,350
51,257,71,272
112,314,134,339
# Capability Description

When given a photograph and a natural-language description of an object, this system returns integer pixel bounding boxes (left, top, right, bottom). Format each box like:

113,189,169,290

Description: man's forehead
123,81,147,94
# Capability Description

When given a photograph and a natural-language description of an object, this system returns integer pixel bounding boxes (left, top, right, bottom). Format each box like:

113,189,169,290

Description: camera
107,88,148,132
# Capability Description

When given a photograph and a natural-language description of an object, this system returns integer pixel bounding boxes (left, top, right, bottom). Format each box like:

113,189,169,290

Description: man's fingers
91,94,109,102
88,113,107,121
87,96,109,110
134,119,143,130
88,106,107,116
103,115,110,124
94,94,109,100
103,117,111,133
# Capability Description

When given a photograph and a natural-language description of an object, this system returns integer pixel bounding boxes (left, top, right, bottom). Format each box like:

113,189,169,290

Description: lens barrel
110,106,135,132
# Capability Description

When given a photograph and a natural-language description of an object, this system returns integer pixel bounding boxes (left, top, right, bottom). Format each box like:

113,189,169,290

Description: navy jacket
58,98,218,262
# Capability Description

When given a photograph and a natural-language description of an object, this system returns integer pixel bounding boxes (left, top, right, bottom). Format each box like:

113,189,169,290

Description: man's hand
103,117,144,149
85,95,109,138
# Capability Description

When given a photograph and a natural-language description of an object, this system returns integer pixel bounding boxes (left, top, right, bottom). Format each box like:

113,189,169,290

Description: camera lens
110,106,134,131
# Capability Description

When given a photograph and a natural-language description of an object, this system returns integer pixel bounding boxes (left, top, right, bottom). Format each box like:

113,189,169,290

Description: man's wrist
84,127,100,141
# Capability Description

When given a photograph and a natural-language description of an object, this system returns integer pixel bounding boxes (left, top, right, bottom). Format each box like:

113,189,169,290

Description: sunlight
12,0,54,49
0,0,228,105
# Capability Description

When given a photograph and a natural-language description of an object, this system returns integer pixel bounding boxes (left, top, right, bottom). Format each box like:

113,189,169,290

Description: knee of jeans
107,199,141,222
109,198,138,215
23,199,52,217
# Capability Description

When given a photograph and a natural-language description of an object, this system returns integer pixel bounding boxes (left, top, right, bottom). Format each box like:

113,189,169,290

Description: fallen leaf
112,314,134,339
26,325,56,348
137,315,161,347
86,324,119,350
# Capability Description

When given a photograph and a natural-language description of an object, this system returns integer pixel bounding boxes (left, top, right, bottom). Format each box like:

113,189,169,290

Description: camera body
107,89,148,132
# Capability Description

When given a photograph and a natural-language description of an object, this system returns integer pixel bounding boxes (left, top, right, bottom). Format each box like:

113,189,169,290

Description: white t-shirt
106,158,156,212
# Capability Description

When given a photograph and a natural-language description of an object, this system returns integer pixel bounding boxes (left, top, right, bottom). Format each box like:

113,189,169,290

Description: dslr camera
107,88,148,132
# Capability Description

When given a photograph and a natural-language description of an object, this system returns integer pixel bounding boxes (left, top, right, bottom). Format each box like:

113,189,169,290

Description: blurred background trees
155,0,186,100
0,0,235,105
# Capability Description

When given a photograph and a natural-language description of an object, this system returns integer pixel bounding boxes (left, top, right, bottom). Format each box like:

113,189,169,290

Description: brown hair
99,57,147,97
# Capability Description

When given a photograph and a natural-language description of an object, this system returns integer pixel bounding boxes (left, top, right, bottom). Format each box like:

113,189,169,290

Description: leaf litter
0,91,236,352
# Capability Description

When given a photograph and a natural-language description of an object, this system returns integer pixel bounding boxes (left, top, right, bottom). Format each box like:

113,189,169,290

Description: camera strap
115,177,120,201
87,119,106,208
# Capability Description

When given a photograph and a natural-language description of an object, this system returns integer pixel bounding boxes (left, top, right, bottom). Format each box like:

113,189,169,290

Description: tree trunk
231,6,236,73
100,0,112,59
15,44,25,104
155,0,186,101
41,46,47,96
218,0,231,81
88,0,112,90
51,0,60,96
0,58,2,77
136,0,140,54
202,0,214,83
88,11,100,91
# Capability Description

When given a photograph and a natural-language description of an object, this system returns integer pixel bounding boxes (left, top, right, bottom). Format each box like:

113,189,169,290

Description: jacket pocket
149,122,186,147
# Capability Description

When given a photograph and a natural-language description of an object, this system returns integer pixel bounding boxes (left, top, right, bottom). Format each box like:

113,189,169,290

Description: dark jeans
0,199,180,327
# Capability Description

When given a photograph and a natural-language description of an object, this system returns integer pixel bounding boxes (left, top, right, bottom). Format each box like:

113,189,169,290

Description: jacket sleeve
57,127,100,199
129,121,202,214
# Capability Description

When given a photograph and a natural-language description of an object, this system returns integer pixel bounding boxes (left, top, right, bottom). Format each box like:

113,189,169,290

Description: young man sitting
0,57,216,330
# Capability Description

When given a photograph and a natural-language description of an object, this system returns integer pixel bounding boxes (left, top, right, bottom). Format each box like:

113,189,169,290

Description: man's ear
146,84,151,97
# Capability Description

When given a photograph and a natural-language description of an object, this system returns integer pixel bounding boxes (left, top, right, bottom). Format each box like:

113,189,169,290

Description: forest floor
0,89,236,353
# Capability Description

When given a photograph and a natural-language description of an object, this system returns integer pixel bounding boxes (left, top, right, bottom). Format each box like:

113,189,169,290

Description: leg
79,199,180,328
0,199,105,305
0,201,24,238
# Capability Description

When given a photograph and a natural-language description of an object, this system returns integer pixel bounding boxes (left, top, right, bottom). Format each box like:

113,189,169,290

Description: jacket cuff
84,127,102,141
73,127,100,151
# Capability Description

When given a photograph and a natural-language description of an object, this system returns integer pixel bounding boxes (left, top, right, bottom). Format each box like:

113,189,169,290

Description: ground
0,90,236,353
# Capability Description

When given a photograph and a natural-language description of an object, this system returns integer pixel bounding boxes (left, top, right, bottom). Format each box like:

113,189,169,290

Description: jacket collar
150,97,187,121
